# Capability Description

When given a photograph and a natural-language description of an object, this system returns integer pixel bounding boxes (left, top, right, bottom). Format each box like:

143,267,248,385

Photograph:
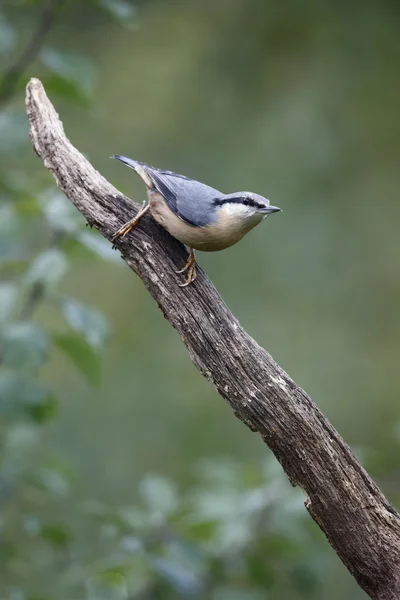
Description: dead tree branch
26,78,400,600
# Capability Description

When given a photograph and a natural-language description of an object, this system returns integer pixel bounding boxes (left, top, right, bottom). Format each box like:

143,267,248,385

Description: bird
111,155,281,286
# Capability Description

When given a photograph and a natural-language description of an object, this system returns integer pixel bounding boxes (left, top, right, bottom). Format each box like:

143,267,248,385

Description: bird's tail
112,155,154,189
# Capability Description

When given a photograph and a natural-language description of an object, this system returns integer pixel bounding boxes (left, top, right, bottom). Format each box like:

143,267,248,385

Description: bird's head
214,192,281,220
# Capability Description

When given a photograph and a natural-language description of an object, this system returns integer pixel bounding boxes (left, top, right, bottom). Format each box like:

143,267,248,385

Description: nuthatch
112,155,281,286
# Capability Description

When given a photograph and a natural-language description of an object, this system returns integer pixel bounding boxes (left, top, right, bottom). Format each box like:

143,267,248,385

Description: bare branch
0,0,66,106
26,77,400,600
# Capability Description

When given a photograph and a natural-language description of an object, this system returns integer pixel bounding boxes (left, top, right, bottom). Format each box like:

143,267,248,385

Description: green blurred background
1,0,400,598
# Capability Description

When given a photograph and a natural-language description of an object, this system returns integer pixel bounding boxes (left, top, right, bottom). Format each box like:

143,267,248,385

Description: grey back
147,167,221,227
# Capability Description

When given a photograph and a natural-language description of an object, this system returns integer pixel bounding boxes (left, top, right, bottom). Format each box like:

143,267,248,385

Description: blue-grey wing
148,169,221,228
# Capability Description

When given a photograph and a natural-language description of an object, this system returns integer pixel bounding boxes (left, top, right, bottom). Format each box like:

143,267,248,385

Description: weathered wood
26,77,400,599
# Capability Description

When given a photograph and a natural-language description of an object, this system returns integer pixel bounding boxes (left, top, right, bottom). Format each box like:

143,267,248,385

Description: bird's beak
259,205,281,214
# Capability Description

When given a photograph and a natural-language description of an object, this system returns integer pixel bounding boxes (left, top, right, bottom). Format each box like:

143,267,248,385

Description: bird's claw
111,202,149,247
176,261,191,274
112,224,131,243
177,249,197,286
178,264,197,287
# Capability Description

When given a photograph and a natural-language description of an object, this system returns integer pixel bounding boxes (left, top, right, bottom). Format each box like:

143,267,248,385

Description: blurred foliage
1,0,400,598
1,455,323,599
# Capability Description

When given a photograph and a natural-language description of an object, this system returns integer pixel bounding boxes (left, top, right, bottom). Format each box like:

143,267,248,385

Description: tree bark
26,78,400,600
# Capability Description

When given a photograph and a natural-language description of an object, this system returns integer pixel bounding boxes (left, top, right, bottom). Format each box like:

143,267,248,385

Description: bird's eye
243,196,258,208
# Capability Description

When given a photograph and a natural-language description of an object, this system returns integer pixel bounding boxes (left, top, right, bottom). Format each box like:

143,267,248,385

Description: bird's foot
178,263,197,287
177,248,197,287
111,201,149,246
176,258,193,274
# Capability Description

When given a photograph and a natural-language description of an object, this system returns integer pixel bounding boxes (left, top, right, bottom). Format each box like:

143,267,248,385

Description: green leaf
99,0,137,26
86,573,128,600
40,73,91,108
86,502,151,535
77,231,122,264
25,394,58,424
4,423,40,457
0,260,29,278
151,557,203,595
246,554,276,588
32,465,71,496
0,282,17,323
0,13,16,54
0,371,56,422
23,514,41,536
39,189,82,233
1,322,50,371
53,332,101,386
94,561,130,579
13,194,42,218
185,519,216,542
40,48,95,94
25,249,68,288
40,522,71,548
0,371,52,419
139,475,178,516
62,297,109,348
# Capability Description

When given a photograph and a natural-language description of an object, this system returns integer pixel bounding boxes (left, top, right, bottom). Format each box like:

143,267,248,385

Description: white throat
219,202,264,235
222,202,257,218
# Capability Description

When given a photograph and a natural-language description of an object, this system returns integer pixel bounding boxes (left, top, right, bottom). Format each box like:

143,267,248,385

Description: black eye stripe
243,198,258,207
213,197,263,209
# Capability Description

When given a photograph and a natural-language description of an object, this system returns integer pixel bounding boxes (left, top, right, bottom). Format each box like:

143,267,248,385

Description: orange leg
177,248,197,287
111,202,150,244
